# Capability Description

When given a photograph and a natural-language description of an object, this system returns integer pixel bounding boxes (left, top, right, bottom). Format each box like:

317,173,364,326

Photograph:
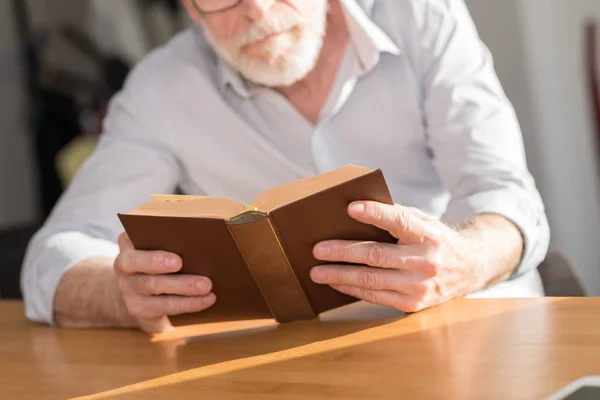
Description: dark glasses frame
192,0,243,15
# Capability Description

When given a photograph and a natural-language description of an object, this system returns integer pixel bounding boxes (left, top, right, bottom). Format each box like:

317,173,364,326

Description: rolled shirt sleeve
21,58,181,325
22,232,120,325
412,0,550,277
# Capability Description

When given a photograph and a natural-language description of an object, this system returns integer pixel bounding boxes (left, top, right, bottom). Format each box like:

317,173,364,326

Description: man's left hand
310,201,487,312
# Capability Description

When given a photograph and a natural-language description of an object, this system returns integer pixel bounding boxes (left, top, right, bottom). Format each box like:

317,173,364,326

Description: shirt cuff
21,231,120,326
441,189,550,278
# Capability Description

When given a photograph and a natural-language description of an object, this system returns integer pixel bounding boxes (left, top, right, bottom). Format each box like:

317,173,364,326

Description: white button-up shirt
22,0,550,324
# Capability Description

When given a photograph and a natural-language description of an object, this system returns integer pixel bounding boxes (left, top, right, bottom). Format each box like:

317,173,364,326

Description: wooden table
2,298,600,399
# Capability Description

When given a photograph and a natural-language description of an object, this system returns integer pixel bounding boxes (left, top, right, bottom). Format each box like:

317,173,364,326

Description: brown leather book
117,165,396,325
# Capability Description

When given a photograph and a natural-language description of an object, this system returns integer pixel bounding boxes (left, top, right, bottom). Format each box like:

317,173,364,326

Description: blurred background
0,1,599,298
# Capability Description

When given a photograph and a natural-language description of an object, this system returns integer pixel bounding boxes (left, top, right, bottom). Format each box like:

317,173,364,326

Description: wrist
54,258,139,329
457,224,492,292
457,213,524,291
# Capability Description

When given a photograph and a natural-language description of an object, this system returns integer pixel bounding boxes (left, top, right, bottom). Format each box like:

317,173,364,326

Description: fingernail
348,202,365,214
165,255,180,270
203,293,216,305
311,267,326,283
196,278,211,292
314,243,331,258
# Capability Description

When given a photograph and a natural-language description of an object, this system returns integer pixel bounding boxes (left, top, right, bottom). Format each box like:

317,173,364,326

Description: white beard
203,2,328,87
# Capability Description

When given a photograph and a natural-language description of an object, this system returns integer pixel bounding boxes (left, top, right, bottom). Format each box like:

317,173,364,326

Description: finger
125,293,217,319
311,264,411,291
348,201,433,245
330,285,421,312
404,206,438,222
115,249,182,275
138,316,174,334
117,232,134,252
313,240,410,269
125,274,213,296
312,265,434,298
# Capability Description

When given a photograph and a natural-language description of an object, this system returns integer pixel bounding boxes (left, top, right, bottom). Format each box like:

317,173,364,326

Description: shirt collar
218,56,252,98
217,0,401,98
341,0,400,74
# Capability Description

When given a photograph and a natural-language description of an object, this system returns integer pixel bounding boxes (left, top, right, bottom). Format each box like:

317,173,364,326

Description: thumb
139,316,174,334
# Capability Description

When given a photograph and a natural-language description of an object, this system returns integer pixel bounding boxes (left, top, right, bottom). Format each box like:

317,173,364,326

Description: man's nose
241,0,275,20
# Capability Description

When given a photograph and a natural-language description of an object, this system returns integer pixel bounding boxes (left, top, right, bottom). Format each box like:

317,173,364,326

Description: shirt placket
312,43,369,173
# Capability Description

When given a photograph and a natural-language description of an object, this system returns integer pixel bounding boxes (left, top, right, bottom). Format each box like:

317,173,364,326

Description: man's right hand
114,233,216,333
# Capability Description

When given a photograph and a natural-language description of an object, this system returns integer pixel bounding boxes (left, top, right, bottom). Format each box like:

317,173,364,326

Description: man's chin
239,44,294,66
238,63,310,87
233,36,323,87
231,50,313,87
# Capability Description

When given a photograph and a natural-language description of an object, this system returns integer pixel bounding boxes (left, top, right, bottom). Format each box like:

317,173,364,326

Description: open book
118,165,396,325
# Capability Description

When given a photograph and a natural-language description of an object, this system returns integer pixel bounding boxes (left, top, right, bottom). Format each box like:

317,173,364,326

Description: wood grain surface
1,298,600,399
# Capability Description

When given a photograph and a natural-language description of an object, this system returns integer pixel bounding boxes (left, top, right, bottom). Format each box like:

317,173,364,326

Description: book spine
227,218,316,323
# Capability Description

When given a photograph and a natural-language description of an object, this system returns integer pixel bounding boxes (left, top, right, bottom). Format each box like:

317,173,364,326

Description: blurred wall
0,1,39,229
0,0,167,231
467,0,600,295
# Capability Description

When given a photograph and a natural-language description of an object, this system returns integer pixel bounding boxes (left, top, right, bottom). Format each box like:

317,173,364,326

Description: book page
149,194,208,202
128,196,246,219
249,165,374,212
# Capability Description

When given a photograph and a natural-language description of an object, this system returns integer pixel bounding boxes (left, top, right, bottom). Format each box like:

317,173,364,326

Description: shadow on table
151,300,406,370
19,301,403,399
70,298,600,400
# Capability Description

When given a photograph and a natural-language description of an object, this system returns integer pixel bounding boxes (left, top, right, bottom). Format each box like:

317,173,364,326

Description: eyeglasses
192,0,243,15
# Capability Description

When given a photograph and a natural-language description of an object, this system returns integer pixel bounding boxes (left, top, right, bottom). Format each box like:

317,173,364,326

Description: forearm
54,258,138,329
459,213,524,291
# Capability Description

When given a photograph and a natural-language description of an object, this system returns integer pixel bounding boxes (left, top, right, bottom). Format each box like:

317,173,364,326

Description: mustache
232,8,305,47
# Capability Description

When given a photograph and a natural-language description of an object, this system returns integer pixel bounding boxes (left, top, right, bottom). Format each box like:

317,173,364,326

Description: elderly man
22,0,549,333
